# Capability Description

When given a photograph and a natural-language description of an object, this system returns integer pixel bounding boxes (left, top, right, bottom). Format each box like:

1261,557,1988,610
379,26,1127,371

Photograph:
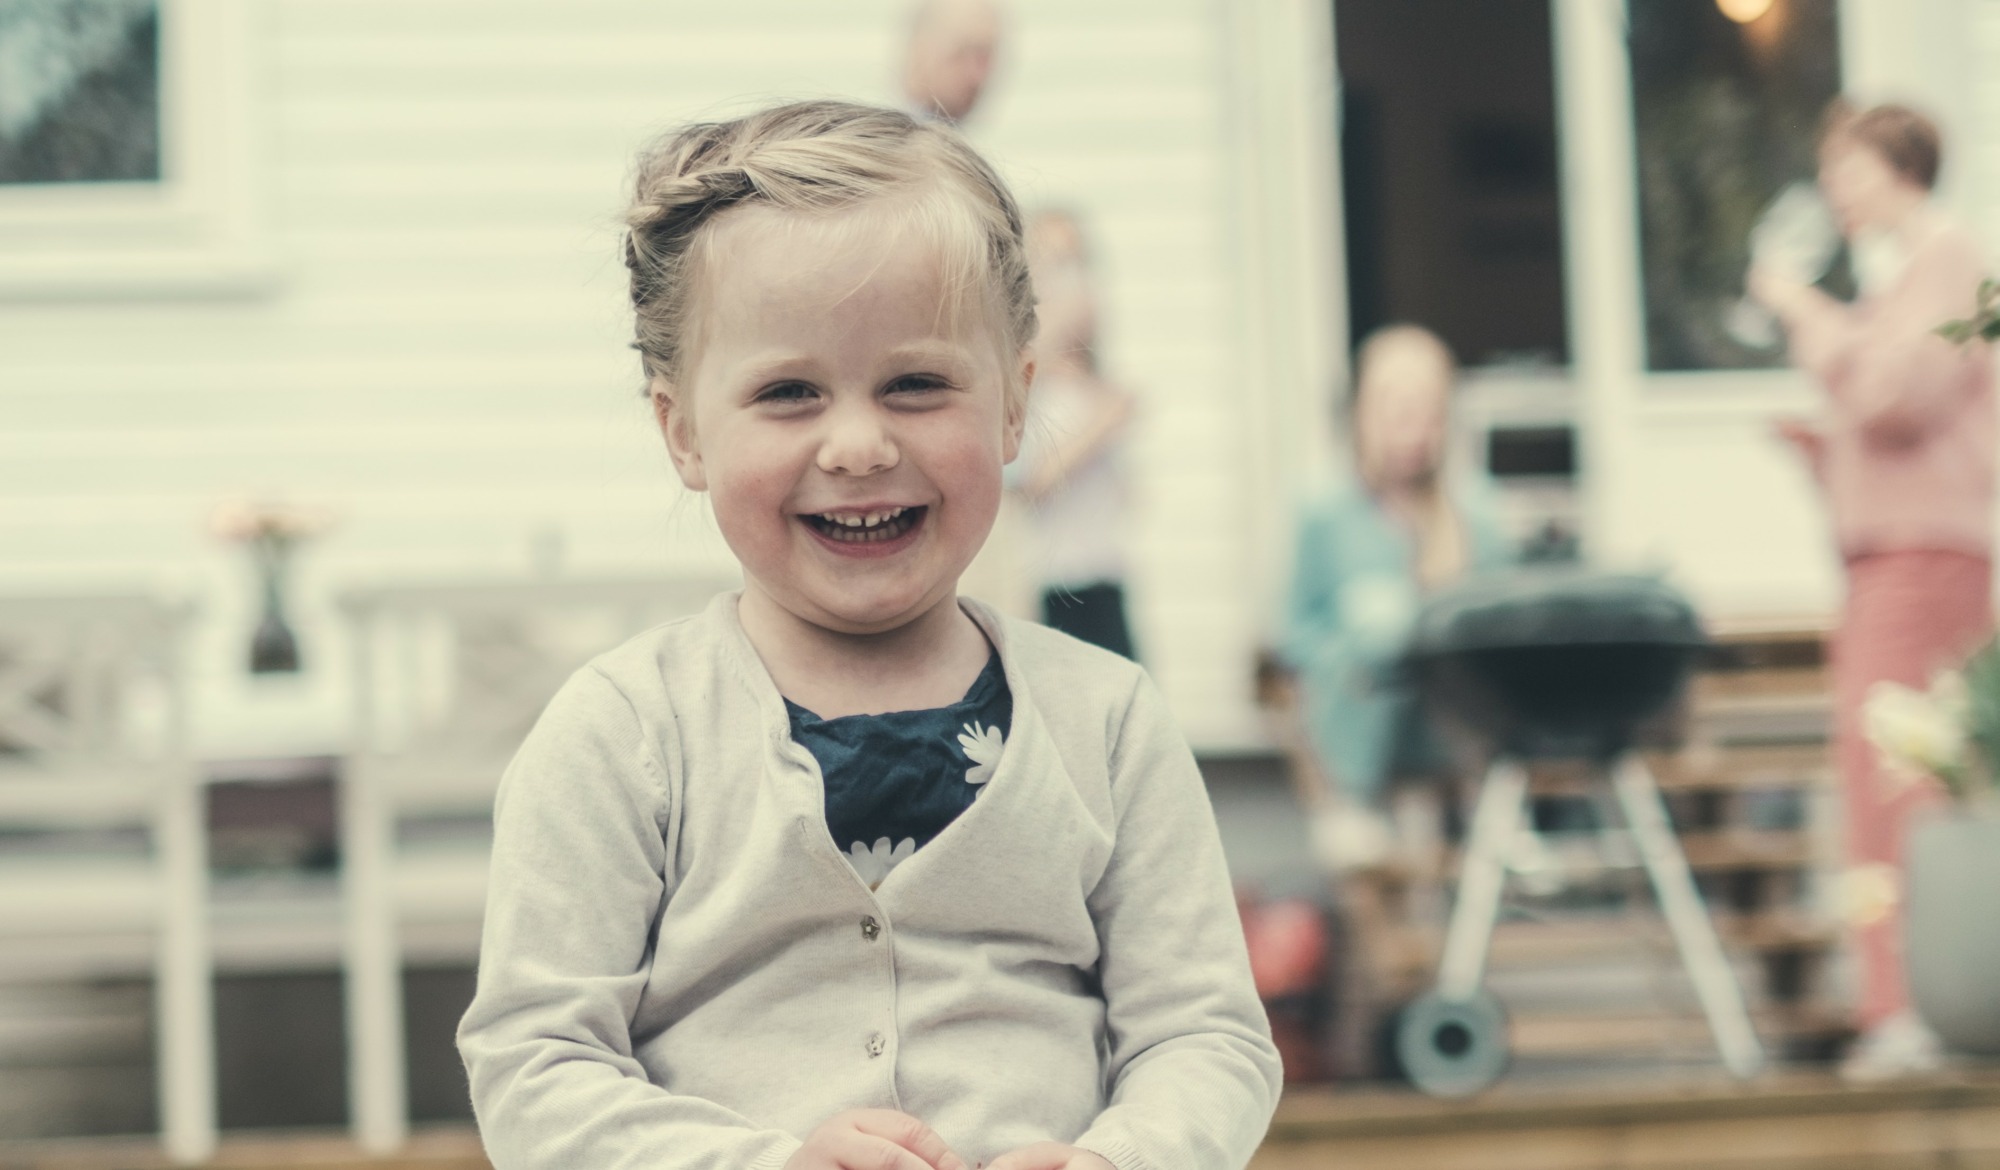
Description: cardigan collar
705,590,1037,744
703,590,1070,902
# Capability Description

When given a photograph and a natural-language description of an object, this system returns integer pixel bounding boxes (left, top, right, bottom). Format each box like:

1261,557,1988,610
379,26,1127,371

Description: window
1628,0,1844,371
0,0,266,297
0,1,161,186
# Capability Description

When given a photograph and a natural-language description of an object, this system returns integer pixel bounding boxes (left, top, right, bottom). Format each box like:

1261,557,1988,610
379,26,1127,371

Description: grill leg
1609,753,1767,1079
1437,758,1528,1002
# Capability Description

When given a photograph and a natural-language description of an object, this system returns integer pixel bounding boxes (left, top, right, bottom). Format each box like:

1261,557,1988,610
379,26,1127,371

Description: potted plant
1864,643,2000,1054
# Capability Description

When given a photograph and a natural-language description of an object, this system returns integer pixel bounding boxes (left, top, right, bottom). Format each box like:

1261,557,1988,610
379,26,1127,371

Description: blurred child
457,100,1279,1170
1278,325,1512,858
901,0,1004,125
1013,209,1141,660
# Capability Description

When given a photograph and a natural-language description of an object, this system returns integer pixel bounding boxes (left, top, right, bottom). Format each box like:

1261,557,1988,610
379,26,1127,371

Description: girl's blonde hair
622,99,1037,411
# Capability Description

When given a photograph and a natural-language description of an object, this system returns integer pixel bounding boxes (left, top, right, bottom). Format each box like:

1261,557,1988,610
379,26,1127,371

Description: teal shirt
1277,479,1513,803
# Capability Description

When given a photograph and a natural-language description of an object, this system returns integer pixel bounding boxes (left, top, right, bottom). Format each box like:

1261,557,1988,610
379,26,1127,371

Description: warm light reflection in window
1716,0,1777,23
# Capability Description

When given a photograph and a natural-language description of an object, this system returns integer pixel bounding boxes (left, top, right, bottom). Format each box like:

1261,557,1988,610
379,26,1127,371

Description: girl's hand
982,1141,1116,1170
1747,264,1831,327
784,1109,968,1170
1746,264,1800,313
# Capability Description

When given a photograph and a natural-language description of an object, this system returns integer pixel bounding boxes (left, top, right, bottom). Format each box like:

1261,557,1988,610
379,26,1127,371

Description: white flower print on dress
958,721,1004,789
848,836,916,889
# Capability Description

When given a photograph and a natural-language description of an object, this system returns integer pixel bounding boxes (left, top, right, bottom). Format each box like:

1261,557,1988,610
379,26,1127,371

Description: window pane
0,0,161,186
1629,0,1843,371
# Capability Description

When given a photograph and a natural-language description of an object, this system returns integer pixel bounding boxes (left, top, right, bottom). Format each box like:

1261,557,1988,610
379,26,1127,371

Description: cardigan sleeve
456,666,804,1170
1071,673,1284,1170
1791,227,1991,446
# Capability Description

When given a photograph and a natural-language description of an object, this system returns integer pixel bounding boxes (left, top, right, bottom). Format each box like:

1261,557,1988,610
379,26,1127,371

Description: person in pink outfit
1753,100,1996,1081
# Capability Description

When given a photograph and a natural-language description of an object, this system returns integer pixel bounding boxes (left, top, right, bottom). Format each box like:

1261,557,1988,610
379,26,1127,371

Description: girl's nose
816,405,899,477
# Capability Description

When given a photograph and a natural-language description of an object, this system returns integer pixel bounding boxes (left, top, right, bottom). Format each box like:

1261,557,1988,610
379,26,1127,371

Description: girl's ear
651,375,708,491
1002,349,1035,464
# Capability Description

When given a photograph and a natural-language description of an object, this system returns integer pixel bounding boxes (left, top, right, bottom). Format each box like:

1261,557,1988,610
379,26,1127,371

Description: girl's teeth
821,508,906,529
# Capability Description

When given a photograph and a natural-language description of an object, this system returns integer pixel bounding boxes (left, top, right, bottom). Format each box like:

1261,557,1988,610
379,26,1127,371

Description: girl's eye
886,375,950,396
757,382,817,404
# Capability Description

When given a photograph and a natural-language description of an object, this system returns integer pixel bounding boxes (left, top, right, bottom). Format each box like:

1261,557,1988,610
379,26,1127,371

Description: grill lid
1407,569,1705,659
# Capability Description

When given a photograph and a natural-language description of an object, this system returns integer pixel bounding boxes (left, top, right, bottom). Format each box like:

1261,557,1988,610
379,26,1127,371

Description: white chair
337,574,736,1151
0,593,213,1162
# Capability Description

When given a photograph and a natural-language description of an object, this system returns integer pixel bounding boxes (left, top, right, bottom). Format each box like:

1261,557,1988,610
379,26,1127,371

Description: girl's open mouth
800,505,926,551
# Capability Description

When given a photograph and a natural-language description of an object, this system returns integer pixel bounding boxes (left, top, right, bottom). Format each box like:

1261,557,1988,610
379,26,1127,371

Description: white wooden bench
336,574,737,1152
0,593,213,1162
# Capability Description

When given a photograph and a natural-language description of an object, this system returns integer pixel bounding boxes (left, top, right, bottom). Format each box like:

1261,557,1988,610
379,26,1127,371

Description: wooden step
1482,913,1836,967
1256,1070,2000,1170
1649,743,1831,792
1438,829,1815,888
1678,830,1814,873
1688,693,1832,744
1504,1004,1852,1059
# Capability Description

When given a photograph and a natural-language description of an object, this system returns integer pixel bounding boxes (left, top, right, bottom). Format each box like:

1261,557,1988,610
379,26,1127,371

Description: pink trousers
1831,550,1992,1031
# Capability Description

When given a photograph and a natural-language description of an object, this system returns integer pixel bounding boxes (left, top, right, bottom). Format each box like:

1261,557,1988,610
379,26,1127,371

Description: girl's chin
749,577,956,637
814,589,957,635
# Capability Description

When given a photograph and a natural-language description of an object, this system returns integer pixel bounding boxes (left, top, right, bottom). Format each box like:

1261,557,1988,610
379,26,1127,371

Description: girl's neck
736,587,992,719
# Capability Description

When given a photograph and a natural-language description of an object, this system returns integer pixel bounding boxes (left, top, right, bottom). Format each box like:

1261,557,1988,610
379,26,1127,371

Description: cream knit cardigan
458,593,1281,1170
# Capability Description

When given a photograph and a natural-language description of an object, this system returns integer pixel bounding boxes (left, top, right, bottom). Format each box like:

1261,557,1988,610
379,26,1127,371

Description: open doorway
1335,0,1569,368
1334,0,1578,558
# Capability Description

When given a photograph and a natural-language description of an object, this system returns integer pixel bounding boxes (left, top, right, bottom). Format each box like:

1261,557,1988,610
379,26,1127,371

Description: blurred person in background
1751,100,1995,1082
1277,325,1511,864
1013,208,1141,660
902,0,1004,125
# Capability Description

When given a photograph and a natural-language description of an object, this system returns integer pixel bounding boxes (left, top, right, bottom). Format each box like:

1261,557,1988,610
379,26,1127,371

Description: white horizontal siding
0,0,1263,753
1971,1,2000,251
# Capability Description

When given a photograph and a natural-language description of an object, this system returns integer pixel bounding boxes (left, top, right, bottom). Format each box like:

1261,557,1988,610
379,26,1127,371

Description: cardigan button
861,916,881,942
865,1032,886,1058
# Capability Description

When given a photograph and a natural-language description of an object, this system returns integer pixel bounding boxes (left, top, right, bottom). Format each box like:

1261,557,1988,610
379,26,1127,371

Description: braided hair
622,100,1037,409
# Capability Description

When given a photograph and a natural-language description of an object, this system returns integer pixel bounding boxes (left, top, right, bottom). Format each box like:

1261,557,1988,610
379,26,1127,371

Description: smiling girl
456,101,1281,1170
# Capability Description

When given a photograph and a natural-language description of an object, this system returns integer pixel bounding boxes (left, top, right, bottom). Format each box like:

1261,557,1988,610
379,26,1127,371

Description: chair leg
342,765,408,1153
1436,758,1528,1002
1609,753,1766,1079
156,765,216,1165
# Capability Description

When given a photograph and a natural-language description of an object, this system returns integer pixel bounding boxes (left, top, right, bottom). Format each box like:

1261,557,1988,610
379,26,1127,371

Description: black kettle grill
1390,570,1765,1097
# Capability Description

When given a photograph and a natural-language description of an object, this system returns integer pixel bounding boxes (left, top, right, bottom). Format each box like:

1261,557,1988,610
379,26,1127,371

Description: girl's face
658,204,1028,638
1354,342,1451,490
1819,139,1920,237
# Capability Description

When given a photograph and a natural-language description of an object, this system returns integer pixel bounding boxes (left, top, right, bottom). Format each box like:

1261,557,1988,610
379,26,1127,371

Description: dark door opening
1335,0,1569,367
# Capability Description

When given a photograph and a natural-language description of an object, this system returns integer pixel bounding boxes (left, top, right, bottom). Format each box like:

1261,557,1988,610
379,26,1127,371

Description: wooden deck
6,1072,1999,1170
1256,1071,2000,1170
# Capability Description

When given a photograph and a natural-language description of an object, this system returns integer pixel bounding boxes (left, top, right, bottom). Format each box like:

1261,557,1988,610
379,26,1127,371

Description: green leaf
1962,638,2000,795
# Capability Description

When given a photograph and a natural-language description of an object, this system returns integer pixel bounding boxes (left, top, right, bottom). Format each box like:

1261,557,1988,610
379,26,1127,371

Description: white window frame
1219,0,1345,609
0,0,270,299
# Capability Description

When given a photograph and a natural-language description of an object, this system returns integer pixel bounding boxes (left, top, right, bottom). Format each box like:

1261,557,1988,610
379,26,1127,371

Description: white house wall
0,0,1265,756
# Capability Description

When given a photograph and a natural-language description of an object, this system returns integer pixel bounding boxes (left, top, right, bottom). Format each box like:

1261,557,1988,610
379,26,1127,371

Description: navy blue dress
786,653,1013,888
